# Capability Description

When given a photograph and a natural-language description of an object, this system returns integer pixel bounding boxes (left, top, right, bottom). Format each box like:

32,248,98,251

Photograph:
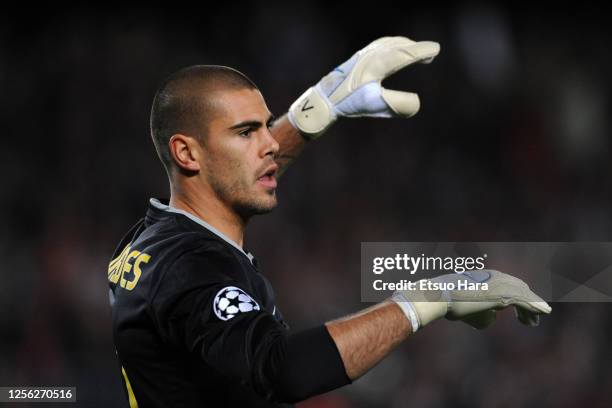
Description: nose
260,127,280,158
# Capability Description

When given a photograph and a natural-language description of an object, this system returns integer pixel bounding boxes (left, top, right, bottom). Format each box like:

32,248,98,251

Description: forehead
209,88,270,126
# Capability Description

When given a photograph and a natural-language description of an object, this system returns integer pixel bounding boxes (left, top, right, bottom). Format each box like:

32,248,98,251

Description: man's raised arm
271,36,440,176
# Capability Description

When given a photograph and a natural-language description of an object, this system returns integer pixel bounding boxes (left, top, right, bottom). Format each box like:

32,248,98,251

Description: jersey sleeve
148,243,350,403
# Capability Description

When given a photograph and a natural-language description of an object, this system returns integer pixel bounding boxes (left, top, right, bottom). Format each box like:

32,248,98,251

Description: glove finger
514,305,540,327
513,297,550,327
408,40,441,64
486,270,552,315
358,39,440,83
461,309,497,330
514,289,552,315
381,88,420,117
524,299,552,314
379,39,440,76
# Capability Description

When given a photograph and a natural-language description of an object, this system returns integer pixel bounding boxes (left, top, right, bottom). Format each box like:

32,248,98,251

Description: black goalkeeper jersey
108,199,349,408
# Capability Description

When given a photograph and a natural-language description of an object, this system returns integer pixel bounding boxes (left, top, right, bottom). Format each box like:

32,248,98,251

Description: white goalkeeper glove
288,36,440,139
392,270,552,332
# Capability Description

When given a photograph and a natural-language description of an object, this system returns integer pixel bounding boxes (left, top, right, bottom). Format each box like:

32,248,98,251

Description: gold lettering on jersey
127,253,150,290
108,245,130,284
108,245,151,290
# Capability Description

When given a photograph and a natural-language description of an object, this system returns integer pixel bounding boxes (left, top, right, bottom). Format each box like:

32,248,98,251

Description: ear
169,134,201,172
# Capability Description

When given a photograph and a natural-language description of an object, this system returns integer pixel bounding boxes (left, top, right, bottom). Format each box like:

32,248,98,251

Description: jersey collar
149,198,255,264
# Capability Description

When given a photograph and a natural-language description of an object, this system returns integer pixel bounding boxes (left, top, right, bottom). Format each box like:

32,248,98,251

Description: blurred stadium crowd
1,3,611,407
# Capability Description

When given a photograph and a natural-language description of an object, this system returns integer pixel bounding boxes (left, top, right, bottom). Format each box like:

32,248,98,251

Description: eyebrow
228,113,276,130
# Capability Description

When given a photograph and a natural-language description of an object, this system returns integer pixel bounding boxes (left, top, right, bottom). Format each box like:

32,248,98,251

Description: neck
169,184,246,248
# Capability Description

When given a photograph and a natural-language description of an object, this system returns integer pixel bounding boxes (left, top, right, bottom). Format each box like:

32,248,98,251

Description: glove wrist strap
288,86,336,138
391,292,420,333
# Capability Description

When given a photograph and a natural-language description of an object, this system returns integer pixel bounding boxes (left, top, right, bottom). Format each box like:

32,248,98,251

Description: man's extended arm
271,36,441,176
154,247,550,404
325,270,551,381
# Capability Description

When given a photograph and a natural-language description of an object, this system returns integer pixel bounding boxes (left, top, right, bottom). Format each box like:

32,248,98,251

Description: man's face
199,88,279,218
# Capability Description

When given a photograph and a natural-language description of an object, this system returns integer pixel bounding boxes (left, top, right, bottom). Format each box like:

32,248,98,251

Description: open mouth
257,166,278,189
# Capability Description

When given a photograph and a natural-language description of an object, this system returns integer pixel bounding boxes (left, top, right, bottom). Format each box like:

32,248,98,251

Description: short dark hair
150,65,258,172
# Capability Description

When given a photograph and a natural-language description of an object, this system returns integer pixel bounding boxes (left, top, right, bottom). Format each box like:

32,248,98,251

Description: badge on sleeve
213,286,261,321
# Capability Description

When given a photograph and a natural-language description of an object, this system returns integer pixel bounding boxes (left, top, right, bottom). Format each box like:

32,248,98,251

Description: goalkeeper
108,37,551,407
